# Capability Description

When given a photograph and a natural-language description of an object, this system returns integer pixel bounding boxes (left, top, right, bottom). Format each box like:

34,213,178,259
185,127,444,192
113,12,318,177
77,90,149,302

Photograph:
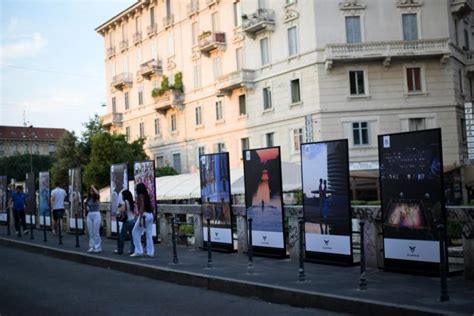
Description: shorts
52,209,65,220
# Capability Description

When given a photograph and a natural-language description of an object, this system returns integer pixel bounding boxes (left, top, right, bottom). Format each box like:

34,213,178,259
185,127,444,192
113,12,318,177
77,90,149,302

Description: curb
0,237,458,316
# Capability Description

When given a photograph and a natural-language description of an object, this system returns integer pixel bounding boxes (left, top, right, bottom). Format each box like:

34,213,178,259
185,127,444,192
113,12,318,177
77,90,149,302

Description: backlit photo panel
200,152,234,250
39,172,51,227
68,168,84,231
25,172,36,225
243,147,286,257
0,176,7,223
110,164,128,234
378,129,446,274
301,140,353,265
134,161,157,238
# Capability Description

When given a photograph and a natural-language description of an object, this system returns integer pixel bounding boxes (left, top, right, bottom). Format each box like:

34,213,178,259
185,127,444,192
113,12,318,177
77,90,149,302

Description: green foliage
447,220,463,242
172,72,184,92
469,199,474,205
198,30,211,40
50,131,84,187
157,76,170,96
155,166,178,177
178,223,194,235
80,114,106,157
293,190,303,205
153,73,183,97
151,88,160,98
0,154,55,182
366,200,381,205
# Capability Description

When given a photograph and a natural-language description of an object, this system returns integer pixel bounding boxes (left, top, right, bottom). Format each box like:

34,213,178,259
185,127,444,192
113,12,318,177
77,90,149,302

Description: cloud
1,32,47,63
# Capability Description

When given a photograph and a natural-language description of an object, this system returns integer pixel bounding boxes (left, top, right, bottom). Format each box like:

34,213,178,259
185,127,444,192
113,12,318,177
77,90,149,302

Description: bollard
116,218,120,251
207,218,213,269
298,218,305,282
359,221,367,290
247,218,254,274
75,214,80,248
43,213,47,242
7,207,11,236
142,215,146,251
29,212,34,240
58,216,63,245
171,217,178,264
437,224,449,302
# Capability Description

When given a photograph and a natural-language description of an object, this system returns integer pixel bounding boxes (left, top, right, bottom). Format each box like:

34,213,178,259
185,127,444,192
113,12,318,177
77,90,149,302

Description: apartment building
96,0,473,201
0,126,66,157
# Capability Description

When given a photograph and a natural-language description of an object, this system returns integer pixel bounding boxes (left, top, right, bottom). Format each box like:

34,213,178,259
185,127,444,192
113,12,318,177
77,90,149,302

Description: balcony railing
242,9,275,39
217,69,255,94
111,73,133,90
147,24,157,36
324,38,450,69
154,90,184,113
119,40,128,51
186,0,199,16
139,59,163,79
106,47,116,58
101,112,123,128
198,32,226,56
163,15,174,28
133,32,142,44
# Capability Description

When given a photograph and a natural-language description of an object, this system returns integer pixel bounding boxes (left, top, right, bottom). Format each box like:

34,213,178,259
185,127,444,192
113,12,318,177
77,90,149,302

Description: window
288,26,298,56
402,13,418,41
34,143,39,154
167,32,174,57
263,87,272,110
166,0,171,18
211,12,219,32
125,127,130,141
345,16,361,43
13,143,18,154
241,137,249,152
0,143,3,155
352,122,369,145
233,1,242,27
172,153,181,174
156,155,164,168
154,118,161,135
138,88,144,105
409,118,426,131
193,64,201,88
459,70,464,95
48,144,56,154
260,38,269,66
258,0,267,9
216,142,226,153
171,113,177,132
290,79,301,104
195,106,202,126
24,144,28,154
139,122,145,138
349,70,366,96
213,56,222,80
192,22,198,46
236,47,243,70
135,16,141,32
198,146,205,158
406,67,422,93
266,132,274,147
136,49,142,67
112,97,116,112
122,24,126,41
461,118,467,143
124,92,129,110
464,29,470,50
239,94,246,116
285,0,295,5
151,42,157,60
150,7,155,25
293,128,303,152
215,100,223,121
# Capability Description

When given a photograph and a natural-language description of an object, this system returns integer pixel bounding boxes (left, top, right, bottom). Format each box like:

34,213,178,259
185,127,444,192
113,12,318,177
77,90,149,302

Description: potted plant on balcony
170,72,184,93
198,30,212,41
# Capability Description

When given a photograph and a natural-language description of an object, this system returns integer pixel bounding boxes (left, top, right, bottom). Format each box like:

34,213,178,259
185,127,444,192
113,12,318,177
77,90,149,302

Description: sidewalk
0,227,472,315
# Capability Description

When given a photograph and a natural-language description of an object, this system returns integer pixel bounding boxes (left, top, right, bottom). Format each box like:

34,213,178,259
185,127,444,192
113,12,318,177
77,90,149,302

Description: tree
79,114,106,158
156,166,178,177
50,131,84,187
0,154,55,182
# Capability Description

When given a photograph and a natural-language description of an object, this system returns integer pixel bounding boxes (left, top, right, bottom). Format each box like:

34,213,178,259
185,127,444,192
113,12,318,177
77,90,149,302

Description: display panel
378,129,446,274
25,172,36,225
110,164,128,234
301,140,353,265
243,147,286,257
39,172,51,227
200,152,234,251
0,176,8,223
134,161,157,238
68,168,83,231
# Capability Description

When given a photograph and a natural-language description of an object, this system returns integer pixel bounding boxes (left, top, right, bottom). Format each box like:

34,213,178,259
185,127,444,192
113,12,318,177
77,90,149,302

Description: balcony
451,0,472,17
147,24,157,37
111,73,133,90
106,47,116,58
242,9,275,39
119,40,128,52
217,69,255,94
139,59,163,79
324,38,450,70
154,90,184,113
101,112,123,129
186,0,199,16
133,32,142,45
163,15,174,29
198,31,226,56
206,0,219,7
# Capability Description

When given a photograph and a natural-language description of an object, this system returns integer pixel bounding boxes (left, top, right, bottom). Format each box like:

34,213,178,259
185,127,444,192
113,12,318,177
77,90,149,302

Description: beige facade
96,0,472,180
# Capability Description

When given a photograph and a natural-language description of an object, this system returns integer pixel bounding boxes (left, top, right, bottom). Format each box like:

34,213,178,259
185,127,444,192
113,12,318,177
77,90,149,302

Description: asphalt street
0,246,347,316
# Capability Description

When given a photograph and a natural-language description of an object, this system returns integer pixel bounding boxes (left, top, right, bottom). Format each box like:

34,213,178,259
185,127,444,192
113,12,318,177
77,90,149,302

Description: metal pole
58,215,63,245
298,218,305,282
207,218,212,268
29,211,34,240
247,218,253,274
437,224,449,302
359,221,367,290
43,212,47,242
171,217,178,264
116,217,120,251
7,206,11,236
75,213,80,248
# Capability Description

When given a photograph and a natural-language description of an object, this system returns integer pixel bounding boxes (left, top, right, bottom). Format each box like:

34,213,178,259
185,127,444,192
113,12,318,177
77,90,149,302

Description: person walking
115,189,136,255
10,185,28,237
130,183,154,258
50,182,66,235
86,185,102,253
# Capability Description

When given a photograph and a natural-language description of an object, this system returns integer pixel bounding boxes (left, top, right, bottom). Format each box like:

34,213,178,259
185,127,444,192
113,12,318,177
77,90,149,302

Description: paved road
0,246,346,316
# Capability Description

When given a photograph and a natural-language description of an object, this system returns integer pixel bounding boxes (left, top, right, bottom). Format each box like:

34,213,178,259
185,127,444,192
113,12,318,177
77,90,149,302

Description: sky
0,0,135,135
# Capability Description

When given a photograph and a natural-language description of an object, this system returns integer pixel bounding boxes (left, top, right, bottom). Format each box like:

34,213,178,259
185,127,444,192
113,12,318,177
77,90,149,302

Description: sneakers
93,248,102,253
52,230,57,235
146,254,154,258
16,231,20,237
113,250,123,255
130,253,142,257
87,248,94,253
23,229,29,235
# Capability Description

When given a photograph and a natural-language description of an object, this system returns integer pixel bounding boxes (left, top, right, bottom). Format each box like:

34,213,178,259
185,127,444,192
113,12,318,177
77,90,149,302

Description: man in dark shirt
10,185,28,237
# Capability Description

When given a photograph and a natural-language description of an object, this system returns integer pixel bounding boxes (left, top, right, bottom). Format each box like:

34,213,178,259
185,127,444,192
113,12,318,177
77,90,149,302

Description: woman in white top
114,189,136,255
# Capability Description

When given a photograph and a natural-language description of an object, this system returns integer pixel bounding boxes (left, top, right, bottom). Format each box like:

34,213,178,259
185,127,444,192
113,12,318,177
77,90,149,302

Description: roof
95,0,145,35
0,125,67,141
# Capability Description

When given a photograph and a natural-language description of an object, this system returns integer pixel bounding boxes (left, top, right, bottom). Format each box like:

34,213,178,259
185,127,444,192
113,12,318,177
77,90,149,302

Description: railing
139,59,163,78
186,0,199,16
119,40,128,51
217,69,255,92
242,9,275,37
155,90,184,112
206,0,219,6
111,73,133,90
147,23,157,36
132,32,142,44
198,32,226,55
101,112,123,127
106,47,116,58
163,15,174,28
